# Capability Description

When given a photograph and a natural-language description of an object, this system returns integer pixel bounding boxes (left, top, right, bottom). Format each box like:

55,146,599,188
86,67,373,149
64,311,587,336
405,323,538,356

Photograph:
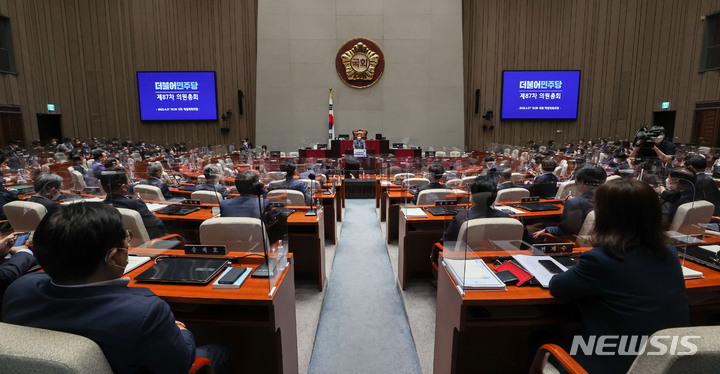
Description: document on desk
401,207,428,218
61,197,104,205
443,258,506,291
511,255,568,288
124,256,151,275
146,203,170,212
681,266,704,280
698,245,720,255
496,206,526,215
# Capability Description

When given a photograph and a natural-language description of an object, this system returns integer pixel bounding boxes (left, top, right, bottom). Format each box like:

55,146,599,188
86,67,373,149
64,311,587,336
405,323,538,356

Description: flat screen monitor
137,71,218,121
426,151,436,157
392,143,404,149
338,134,350,140
501,70,580,120
270,151,281,157
317,144,327,149
375,133,383,140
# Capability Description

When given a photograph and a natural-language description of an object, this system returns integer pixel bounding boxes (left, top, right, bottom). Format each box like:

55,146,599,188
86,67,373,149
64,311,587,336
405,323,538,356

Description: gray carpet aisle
307,199,422,374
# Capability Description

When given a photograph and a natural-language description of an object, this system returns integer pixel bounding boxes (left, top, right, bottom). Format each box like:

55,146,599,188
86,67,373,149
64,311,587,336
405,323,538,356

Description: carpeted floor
307,200,422,373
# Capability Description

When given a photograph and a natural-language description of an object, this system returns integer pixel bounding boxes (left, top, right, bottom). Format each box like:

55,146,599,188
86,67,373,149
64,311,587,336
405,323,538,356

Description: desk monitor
392,143,404,149
338,134,350,140
317,143,327,149
375,133,383,140
270,151,281,157
426,151,435,157
134,258,229,284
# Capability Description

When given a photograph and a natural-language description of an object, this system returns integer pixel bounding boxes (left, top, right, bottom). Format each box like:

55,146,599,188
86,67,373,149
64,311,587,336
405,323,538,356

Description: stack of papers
401,207,428,218
123,256,151,275
511,255,568,288
496,206,526,215
681,266,704,280
443,258,506,291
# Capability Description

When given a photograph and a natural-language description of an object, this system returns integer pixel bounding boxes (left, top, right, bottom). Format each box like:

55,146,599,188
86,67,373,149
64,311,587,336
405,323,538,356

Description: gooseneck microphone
305,173,317,216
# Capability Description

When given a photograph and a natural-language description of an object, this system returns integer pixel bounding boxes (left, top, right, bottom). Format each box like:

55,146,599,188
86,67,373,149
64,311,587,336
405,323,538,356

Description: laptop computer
512,202,561,212
134,258,229,284
155,205,201,216
423,206,466,216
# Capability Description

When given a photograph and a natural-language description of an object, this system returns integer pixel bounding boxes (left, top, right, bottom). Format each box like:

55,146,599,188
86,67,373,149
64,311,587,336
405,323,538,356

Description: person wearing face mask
411,163,446,204
2,203,232,374
1,139,23,171
24,173,74,214
533,164,607,239
683,154,720,216
100,167,166,239
353,135,366,150
605,150,630,174
659,166,698,226
629,125,676,164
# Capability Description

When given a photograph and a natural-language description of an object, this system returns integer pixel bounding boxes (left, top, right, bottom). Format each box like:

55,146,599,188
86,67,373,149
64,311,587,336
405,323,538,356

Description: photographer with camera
629,125,676,164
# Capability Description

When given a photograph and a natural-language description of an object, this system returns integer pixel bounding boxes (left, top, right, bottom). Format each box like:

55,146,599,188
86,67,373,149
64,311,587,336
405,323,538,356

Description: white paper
61,197,104,205
443,258,506,291
401,207,428,218
124,256,151,274
495,206,526,215
699,245,720,255
512,255,568,288
146,203,169,212
681,266,704,280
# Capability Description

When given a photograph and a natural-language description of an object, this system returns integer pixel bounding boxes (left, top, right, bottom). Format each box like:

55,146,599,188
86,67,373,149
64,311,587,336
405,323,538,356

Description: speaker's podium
328,139,389,157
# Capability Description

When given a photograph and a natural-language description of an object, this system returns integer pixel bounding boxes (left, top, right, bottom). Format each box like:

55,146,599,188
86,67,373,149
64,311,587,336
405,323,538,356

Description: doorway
652,111,676,140
37,114,62,145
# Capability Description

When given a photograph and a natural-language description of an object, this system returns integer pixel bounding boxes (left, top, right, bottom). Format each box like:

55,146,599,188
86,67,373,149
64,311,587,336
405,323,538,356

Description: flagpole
328,88,334,149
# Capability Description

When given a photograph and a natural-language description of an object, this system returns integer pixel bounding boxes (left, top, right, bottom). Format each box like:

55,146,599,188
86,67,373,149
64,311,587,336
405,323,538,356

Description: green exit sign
47,104,55,111
661,102,670,109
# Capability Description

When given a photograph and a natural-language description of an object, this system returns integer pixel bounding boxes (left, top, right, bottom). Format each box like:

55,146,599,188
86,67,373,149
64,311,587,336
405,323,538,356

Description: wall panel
0,0,256,148
464,0,720,151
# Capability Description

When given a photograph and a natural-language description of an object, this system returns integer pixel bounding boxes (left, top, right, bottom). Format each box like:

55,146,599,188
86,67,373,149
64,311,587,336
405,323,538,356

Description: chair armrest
142,234,185,249
188,356,214,374
529,344,588,374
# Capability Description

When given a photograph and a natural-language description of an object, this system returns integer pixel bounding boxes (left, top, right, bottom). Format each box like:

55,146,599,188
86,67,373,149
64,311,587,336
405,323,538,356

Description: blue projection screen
137,71,218,121
501,70,580,120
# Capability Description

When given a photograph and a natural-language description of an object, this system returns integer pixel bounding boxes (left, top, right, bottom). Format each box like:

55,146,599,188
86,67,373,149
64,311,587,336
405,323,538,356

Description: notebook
513,202,561,212
134,258,229,284
155,205,201,216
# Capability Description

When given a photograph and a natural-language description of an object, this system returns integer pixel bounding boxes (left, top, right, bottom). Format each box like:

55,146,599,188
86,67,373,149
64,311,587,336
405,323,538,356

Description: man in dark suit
533,163,607,239
496,167,516,190
684,154,720,216
1,140,23,171
267,160,312,205
411,163,446,205
24,173,65,215
100,167,165,239
528,159,559,199
0,232,37,305
221,170,273,219
660,167,699,226
2,203,231,373
196,164,229,199
130,162,172,200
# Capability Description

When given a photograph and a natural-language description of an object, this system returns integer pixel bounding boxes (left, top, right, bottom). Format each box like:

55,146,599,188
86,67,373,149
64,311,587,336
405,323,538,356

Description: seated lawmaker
659,166,698,225
196,164,229,199
2,203,231,373
0,232,37,304
549,179,688,374
441,176,532,246
267,160,311,205
100,167,165,239
353,135,366,150
130,162,172,200
411,163,446,204
220,170,273,219
527,159,558,199
533,163,607,239
683,154,720,217
496,167,517,190
0,155,19,219
24,173,70,215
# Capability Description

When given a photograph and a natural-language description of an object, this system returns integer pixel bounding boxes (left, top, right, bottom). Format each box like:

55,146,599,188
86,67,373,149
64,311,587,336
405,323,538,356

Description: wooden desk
316,191,338,245
154,206,327,291
397,203,565,289
126,250,298,374
434,242,720,373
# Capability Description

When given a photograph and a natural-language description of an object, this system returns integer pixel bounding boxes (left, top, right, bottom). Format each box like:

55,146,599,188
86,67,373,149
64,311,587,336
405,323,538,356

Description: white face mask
654,135,664,144
665,178,678,190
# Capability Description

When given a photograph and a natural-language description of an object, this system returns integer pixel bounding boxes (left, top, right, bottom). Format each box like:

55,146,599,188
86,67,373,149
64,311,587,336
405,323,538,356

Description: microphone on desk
306,173,317,216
